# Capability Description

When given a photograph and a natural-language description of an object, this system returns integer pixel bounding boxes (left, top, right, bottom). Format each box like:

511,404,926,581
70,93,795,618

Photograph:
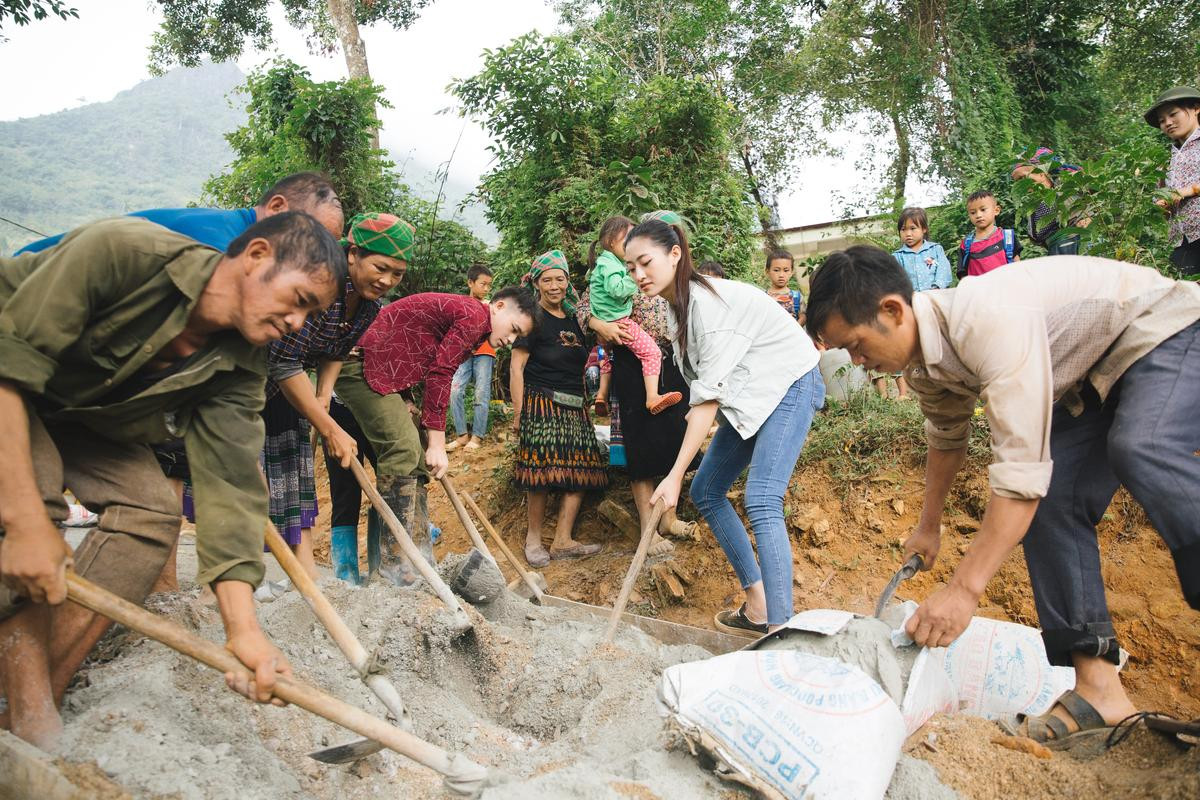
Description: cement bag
818,348,869,403
894,601,1076,725
658,642,905,798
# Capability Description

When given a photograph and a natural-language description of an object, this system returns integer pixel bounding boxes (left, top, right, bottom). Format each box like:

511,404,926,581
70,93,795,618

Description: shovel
873,553,924,619
460,491,545,602
439,475,497,564
347,458,471,632
64,572,490,797
601,499,665,644
262,522,415,765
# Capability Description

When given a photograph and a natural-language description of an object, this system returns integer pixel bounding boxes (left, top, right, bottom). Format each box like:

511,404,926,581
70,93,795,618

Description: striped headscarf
522,249,578,314
341,212,416,261
1013,147,1080,176
640,209,686,226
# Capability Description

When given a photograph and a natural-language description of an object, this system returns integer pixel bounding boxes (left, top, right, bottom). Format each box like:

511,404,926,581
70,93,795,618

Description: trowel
873,554,923,619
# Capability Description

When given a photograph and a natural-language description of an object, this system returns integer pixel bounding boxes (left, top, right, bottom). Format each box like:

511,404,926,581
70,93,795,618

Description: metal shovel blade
873,554,924,619
308,737,384,764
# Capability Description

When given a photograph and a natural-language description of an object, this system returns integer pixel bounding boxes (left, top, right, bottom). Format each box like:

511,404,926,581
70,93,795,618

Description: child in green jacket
588,215,682,415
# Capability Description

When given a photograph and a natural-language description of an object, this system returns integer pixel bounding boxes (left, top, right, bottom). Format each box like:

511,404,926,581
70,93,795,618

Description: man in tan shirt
807,246,1200,744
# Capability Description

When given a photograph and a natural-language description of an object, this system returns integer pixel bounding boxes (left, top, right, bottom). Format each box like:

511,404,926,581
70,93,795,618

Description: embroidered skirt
515,386,608,492
261,389,318,545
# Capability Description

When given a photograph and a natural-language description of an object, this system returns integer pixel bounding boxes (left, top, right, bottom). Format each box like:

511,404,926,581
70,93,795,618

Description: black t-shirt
515,308,587,394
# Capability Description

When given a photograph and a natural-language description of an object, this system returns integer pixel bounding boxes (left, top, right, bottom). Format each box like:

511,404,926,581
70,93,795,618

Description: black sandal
1015,690,1116,749
714,603,769,638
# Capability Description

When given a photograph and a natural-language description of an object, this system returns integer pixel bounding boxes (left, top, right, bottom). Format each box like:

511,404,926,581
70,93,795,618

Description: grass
799,387,992,487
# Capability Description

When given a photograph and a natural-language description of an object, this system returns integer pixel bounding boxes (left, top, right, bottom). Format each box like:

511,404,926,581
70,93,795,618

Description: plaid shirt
359,293,492,431
266,277,382,397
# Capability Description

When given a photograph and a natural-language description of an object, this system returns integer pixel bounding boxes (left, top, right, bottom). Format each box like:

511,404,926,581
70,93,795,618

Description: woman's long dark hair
588,215,635,269
624,219,713,354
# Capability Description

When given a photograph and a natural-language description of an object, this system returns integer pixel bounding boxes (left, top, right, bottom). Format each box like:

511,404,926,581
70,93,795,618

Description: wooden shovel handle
460,491,545,602
64,572,486,794
601,500,665,644
439,475,497,563
347,459,470,631
262,523,408,725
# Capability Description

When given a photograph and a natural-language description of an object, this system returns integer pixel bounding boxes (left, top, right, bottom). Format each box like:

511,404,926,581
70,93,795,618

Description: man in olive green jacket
0,212,345,748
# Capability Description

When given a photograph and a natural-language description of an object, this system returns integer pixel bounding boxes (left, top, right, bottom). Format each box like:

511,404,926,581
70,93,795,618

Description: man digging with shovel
806,246,1200,746
0,212,345,748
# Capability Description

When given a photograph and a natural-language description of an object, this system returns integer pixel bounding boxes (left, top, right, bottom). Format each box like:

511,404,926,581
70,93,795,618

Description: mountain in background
0,62,494,254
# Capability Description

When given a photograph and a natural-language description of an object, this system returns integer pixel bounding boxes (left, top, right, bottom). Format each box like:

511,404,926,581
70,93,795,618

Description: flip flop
713,603,768,638
1013,690,1117,749
648,392,683,415
549,542,603,560
524,543,551,568
594,399,610,416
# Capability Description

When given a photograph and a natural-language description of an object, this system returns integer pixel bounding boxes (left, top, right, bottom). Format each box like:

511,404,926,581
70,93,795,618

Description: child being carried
589,215,682,416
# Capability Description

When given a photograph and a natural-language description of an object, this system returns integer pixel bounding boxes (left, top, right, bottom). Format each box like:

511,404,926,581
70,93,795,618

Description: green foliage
204,60,486,293
149,0,433,75
452,33,757,287
0,0,76,31
1010,130,1173,270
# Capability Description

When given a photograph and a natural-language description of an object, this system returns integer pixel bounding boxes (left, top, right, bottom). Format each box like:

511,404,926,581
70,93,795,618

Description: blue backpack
958,228,1015,277
790,288,804,318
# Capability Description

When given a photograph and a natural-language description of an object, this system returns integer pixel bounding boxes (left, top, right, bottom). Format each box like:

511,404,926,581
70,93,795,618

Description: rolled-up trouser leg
1023,392,1122,666
53,423,182,606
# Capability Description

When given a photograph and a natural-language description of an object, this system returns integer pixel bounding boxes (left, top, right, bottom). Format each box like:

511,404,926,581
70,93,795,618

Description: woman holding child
628,214,824,636
512,250,608,567
578,212,699,557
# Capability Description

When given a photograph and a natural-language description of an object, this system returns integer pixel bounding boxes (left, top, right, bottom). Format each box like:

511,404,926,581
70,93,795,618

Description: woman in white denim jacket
629,214,825,635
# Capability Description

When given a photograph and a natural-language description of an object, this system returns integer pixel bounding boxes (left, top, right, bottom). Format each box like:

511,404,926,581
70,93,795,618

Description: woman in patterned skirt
263,212,412,579
510,250,608,567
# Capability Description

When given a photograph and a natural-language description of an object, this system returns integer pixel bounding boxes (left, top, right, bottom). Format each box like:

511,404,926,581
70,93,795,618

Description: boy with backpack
958,190,1022,278
765,249,806,325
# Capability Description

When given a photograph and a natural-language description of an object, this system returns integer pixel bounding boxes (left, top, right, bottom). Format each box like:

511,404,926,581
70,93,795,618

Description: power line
0,215,48,238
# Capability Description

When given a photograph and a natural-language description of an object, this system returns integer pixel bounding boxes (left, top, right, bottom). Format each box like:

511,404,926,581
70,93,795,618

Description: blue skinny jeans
689,368,824,625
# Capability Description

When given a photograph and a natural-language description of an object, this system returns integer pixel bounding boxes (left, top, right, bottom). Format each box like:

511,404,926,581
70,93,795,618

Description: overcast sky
0,0,939,228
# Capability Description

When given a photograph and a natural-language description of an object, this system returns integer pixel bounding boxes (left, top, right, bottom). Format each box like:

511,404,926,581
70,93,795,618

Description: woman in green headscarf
510,250,607,567
264,211,413,583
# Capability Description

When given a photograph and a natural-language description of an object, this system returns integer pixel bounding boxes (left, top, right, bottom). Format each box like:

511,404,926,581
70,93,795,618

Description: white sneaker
64,501,99,527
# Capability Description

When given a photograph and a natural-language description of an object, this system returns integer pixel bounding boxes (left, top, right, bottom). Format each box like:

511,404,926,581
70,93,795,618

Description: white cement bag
661,607,1076,798
893,601,1076,724
658,623,906,798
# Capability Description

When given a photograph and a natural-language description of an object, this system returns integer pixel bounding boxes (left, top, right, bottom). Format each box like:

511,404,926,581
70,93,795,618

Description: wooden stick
64,572,488,796
263,523,410,729
601,500,665,644
460,492,544,603
347,459,471,632
438,475,496,563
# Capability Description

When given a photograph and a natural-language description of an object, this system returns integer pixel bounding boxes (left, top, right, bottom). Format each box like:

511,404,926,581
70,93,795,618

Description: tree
206,60,485,293
0,0,77,34
452,33,756,285
149,0,433,80
556,0,812,242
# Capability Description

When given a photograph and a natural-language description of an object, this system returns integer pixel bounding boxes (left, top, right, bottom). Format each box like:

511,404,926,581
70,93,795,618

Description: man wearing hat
1146,86,1200,274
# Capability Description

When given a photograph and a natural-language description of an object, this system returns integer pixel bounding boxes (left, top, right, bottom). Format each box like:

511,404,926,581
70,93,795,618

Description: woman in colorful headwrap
263,211,412,580
1010,147,1087,256
511,250,608,567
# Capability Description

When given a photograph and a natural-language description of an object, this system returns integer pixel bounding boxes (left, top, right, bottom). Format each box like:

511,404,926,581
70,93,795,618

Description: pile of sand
49,579,971,799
